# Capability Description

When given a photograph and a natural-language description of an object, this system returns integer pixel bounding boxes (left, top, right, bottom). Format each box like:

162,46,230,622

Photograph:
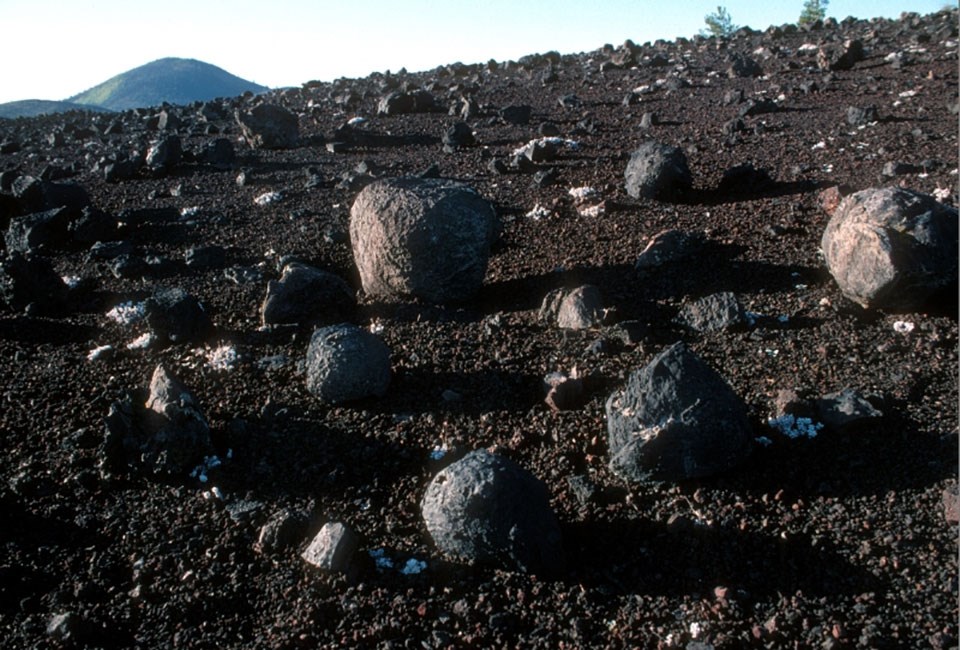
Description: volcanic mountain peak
66,57,268,111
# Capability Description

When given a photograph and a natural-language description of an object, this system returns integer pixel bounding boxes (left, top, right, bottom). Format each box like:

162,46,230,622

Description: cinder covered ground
1,8,957,649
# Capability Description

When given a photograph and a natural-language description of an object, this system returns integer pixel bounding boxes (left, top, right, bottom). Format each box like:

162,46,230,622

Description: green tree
701,6,739,37
799,0,829,25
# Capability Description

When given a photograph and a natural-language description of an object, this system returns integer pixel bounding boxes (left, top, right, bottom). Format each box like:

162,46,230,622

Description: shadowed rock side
421,449,565,576
349,177,500,303
606,342,753,482
821,187,958,310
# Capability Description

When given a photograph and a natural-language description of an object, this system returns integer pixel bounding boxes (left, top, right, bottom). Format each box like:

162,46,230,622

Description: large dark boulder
377,90,437,116
144,287,212,345
304,324,391,404
349,178,499,303
235,103,299,149
606,342,752,482
5,208,70,254
821,187,958,310
421,449,564,576
727,53,763,78
100,365,212,476
260,262,355,327
10,176,90,216
624,140,692,201
145,135,182,173
0,252,68,314
818,39,864,70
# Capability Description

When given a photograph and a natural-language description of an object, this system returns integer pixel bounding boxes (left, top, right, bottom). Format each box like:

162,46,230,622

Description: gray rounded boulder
821,187,958,310
421,449,564,576
349,178,499,303
624,139,692,200
304,324,391,404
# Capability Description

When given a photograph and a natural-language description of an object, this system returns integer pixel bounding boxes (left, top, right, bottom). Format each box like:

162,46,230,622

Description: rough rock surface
0,251,68,313
606,342,752,482
821,187,958,310
144,286,212,344
674,291,746,332
304,323,391,404
301,522,359,572
101,364,212,475
5,207,69,253
260,262,355,327
624,139,692,200
634,229,704,269
421,449,564,575
349,177,499,303
538,284,603,330
815,388,884,432
235,103,299,149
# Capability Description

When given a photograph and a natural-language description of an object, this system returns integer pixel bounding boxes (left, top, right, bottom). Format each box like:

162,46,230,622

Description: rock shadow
214,409,409,503
479,255,823,327
717,405,957,498
561,516,882,599
336,131,441,149
0,492,104,549
381,367,542,417
0,316,96,344
679,179,827,206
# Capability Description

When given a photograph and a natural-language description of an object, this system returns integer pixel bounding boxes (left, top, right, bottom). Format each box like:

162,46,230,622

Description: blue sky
1,0,952,104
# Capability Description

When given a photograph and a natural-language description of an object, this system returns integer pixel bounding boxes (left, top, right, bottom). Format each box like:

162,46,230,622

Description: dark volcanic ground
1,9,958,649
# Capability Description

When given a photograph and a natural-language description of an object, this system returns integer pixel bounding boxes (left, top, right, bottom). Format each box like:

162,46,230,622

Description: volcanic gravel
1,9,958,649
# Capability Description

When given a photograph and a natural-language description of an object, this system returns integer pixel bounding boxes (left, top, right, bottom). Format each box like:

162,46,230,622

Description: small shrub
701,6,739,37
799,0,829,26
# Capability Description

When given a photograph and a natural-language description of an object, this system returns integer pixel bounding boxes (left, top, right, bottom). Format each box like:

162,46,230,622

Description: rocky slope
0,9,957,649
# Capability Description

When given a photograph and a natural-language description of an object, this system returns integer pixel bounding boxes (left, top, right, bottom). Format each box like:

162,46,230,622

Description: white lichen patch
179,206,201,218
254,191,283,206
568,186,598,201
369,548,394,569
576,203,605,218
126,332,155,350
106,301,146,325
511,137,580,158
86,344,114,361
892,320,915,334
400,558,427,575
768,414,823,439
933,187,951,202
525,204,553,221
196,344,239,371
61,275,81,289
